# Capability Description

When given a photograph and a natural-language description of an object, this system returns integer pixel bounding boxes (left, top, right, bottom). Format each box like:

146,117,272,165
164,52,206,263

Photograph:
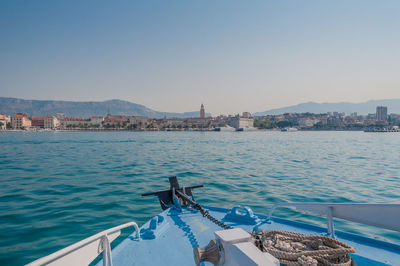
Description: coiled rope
252,230,356,266
176,190,355,265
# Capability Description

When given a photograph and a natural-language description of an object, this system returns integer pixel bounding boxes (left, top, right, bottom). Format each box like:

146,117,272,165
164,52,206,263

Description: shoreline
1,129,398,133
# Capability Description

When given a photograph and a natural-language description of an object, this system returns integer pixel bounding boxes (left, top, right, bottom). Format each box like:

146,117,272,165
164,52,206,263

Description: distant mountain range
0,97,210,118
254,99,400,116
2,97,400,118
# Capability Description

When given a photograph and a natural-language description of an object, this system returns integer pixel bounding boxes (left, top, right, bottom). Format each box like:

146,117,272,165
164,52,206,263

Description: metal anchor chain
175,190,233,230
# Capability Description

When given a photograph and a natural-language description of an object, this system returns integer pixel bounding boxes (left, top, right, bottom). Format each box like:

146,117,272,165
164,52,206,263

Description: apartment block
11,113,31,129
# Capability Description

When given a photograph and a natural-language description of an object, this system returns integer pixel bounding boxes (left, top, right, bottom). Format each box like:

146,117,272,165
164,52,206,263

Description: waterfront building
376,106,388,121
89,116,104,126
106,115,129,123
31,117,45,128
298,118,320,128
327,116,344,127
200,104,205,119
0,114,10,130
228,114,254,130
344,116,359,125
11,113,31,129
103,115,129,128
0,115,4,130
363,118,379,126
165,118,185,129
32,114,61,129
103,119,123,128
318,117,328,125
44,116,59,129
185,117,211,129
389,113,400,124
129,116,149,128
60,118,90,129
213,115,229,127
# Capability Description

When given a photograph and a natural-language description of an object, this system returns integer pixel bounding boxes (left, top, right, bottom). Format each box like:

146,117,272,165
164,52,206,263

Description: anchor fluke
141,176,203,210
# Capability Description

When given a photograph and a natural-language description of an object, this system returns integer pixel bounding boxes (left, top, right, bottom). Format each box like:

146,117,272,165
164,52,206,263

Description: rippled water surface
0,131,399,265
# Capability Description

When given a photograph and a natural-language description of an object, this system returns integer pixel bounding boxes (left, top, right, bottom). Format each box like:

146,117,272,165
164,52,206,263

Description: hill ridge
0,97,210,118
254,99,400,115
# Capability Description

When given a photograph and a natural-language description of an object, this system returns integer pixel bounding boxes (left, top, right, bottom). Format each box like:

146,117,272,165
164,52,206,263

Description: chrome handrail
267,203,400,238
28,221,140,266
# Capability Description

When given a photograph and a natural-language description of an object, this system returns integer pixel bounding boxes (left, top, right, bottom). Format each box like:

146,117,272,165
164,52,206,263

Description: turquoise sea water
0,131,399,265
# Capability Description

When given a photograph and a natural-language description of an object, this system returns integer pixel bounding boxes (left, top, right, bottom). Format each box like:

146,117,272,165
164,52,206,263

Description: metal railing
28,222,140,266
267,203,400,238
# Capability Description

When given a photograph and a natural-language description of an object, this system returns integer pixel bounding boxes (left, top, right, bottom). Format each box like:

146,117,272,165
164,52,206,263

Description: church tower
200,104,205,119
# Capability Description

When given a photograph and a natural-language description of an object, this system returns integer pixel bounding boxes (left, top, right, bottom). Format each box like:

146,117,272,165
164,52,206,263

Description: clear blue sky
1,0,400,115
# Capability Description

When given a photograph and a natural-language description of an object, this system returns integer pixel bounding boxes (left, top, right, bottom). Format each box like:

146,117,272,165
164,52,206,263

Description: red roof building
11,113,31,129
31,116,46,128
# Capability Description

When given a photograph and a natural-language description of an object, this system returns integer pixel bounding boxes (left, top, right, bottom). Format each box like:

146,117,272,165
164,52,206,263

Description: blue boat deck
98,206,400,266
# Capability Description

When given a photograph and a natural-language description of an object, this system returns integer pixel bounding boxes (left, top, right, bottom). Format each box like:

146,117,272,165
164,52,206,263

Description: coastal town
0,104,399,132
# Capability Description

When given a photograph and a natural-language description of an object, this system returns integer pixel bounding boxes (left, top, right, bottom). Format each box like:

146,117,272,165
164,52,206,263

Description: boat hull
97,206,400,265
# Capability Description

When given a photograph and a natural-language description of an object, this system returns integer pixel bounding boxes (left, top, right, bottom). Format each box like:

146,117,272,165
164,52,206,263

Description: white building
299,119,320,128
60,118,90,129
228,115,254,130
129,116,149,127
89,116,104,126
44,116,60,129
166,118,185,128
0,114,10,130
376,106,388,121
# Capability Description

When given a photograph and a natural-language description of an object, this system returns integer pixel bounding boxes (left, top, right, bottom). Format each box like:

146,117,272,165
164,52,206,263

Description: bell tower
200,104,205,119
